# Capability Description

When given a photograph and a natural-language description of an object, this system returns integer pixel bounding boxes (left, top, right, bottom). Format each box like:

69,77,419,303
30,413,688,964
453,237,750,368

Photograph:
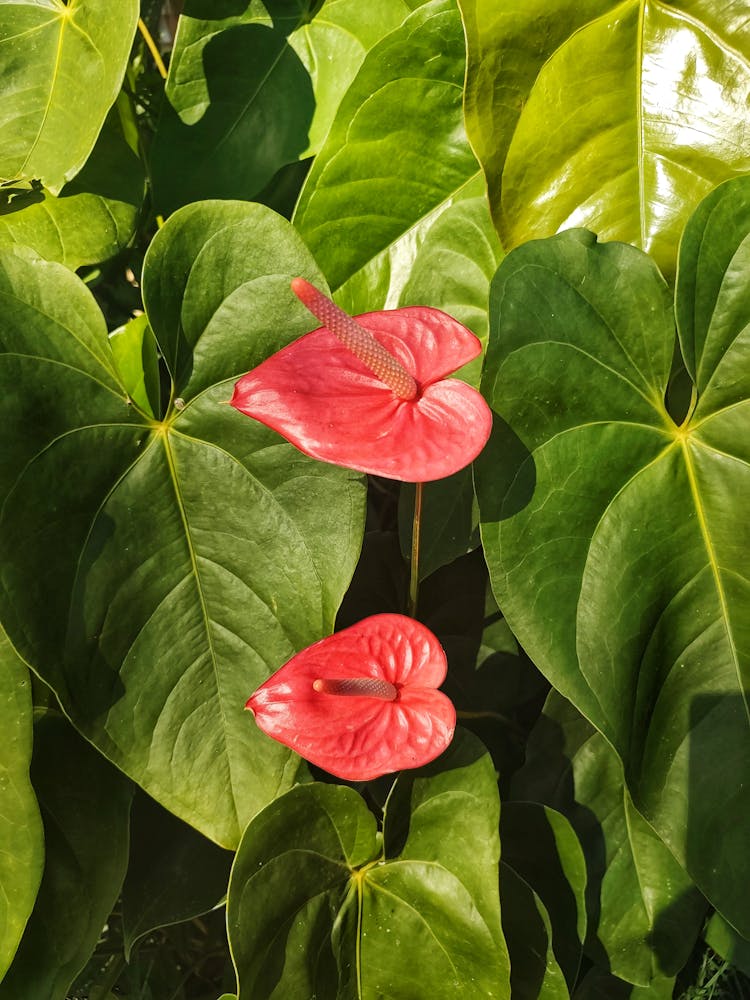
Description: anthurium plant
1,2,749,999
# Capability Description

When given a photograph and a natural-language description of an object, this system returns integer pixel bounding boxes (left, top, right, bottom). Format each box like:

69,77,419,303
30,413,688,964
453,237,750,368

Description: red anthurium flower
246,614,456,781
230,278,492,482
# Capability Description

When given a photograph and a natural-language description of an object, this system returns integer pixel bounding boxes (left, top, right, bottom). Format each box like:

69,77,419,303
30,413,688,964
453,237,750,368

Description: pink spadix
246,614,456,781
230,278,493,482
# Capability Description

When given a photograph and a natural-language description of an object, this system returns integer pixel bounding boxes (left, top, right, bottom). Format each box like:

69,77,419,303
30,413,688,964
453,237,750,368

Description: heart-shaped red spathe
230,301,492,482
246,614,456,781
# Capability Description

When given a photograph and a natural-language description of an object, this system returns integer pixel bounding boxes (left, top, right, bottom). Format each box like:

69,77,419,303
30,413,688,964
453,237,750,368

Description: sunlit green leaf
0,629,43,981
0,203,366,847
0,115,143,270
109,314,160,419
228,730,510,998
477,183,750,935
294,0,481,304
459,0,750,279
0,0,139,193
0,715,132,1000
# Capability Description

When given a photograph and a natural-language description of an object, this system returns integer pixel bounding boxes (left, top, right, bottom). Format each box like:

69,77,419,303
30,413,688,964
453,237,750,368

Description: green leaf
500,863,570,1000
476,201,750,933
704,912,750,980
0,629,43,981
513,692,707,985
109,314,160,419
0,203,366,847
293,0,482,303
151,0,409,214
121,791,233,960
501,802,586,989
0,714,132,1000
459,0,750,280
0,0,139,193
573,969,675,1000
227,730,510,998
0,114,144,270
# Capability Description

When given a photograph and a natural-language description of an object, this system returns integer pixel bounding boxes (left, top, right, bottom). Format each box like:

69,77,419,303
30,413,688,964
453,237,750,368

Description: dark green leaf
0,715,132,1000
0,629,43,980
0,204,366,847
228,730,510,998
573,969,674,1000
477,205,749,933
500,863,569,1000
501,802,586,989
151,0,409,213
513,692,706,985
0,0,139,193
122,790,233,960
459,0,750,279
704,912,750,981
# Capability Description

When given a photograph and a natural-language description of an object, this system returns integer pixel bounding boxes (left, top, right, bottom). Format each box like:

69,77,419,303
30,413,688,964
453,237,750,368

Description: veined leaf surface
513,692,707,985
293,0,482,305
227,730,509,998
459,0,750,279
0,203,366,847
151,0,409,213
477,179,750,933
0,0,139,193
0,630,43,981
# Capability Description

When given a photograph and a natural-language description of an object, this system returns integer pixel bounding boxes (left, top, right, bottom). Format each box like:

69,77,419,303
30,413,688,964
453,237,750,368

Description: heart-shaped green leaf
151,0,409,214
513,692,707,985
0,0,139,193
227,730,509,998
0,714,132,1000
0,629,43,981
0,115,144,269
477,179,750,934
459,0,750,279
293,0,482,304
0,202,366,847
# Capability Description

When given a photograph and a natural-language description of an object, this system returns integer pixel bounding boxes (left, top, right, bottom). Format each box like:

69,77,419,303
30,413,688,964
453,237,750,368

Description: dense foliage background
1,1,749,997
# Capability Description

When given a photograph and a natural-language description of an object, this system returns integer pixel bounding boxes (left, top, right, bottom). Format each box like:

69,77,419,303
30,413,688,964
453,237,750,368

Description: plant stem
138,17,168,80
408,482,423,617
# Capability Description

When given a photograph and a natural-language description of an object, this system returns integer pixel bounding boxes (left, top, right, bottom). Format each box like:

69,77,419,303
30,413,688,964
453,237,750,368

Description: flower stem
138,17,168,80
408,482,423,617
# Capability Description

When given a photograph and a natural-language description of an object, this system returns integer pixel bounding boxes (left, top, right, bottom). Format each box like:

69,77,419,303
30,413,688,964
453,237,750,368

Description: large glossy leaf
151,0,409,214
476,183,750,934
227,730,510,998
293,0,482,304
513,692,707,985
0,714,132,1000
0,203,366,848
0,115,143,270
0,0,139,193
459,0,750,279
704,912,750,980
122,791,233,959
0,629,43,980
